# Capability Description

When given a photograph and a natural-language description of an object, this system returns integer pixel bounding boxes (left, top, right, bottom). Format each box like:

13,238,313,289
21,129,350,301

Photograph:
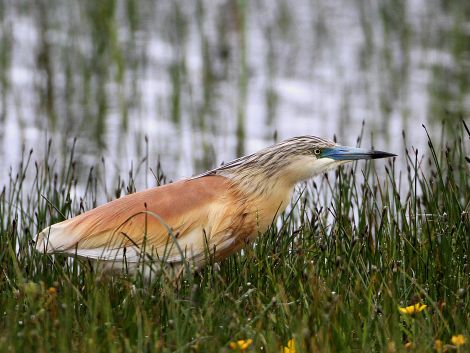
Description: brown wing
35,176,235,263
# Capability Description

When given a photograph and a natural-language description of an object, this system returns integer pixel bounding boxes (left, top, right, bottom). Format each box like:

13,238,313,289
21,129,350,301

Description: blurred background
0,0,469,187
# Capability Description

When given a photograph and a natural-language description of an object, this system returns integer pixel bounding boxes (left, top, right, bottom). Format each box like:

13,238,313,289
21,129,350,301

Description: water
0,0,469,187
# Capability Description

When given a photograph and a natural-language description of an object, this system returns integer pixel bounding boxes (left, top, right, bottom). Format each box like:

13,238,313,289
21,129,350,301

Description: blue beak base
320,146,397,161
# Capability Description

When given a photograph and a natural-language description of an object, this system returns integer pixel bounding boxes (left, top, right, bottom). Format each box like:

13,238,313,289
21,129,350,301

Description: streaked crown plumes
200,136,336,195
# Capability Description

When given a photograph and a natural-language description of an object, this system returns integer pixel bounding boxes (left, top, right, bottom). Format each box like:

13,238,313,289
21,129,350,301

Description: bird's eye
314,149,321,156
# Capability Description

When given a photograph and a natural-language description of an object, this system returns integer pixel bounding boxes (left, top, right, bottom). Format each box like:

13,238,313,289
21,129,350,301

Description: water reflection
0,0,468,186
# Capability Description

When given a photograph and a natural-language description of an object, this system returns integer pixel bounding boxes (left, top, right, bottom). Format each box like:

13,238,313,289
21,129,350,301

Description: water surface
1,0,468,186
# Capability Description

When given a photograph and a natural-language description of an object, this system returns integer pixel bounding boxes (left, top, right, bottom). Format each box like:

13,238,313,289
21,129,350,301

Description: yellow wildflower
398,303,427,315
404,341,413,349
48,287,57,295
229,339,253,351
283,338,296,353
451,335,466,346
434,339,443,352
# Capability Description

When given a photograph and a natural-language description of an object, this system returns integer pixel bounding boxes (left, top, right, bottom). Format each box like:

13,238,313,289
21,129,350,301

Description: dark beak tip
370,151,397,159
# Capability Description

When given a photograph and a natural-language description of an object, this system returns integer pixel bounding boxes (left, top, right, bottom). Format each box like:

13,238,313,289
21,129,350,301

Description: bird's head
264,136,397,184
206,136,396,192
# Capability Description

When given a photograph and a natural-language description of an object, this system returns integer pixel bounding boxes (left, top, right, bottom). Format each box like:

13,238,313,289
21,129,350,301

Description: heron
35,136,395,275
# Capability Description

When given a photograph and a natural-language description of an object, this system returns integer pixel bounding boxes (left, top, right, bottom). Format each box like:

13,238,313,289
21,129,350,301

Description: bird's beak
320,146,396,160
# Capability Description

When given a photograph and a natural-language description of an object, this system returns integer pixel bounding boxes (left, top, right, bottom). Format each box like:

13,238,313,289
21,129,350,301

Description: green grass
0,125,469,353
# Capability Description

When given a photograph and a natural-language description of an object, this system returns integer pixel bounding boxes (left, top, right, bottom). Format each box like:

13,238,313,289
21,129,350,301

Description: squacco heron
35,136,395,274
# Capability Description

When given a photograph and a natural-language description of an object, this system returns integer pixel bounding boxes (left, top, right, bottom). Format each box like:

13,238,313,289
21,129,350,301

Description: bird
35,136,395,276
